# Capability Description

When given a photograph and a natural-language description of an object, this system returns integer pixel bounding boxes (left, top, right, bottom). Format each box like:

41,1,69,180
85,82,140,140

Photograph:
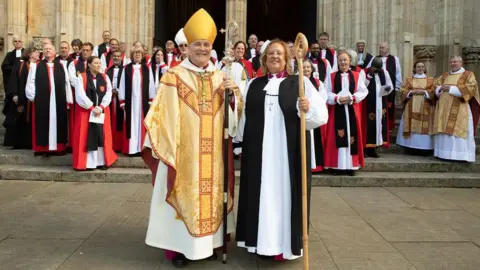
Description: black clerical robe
236,75,312,257
6,60,32,149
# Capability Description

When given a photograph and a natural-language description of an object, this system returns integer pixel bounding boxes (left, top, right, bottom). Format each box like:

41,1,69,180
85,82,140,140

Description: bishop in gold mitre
141,8,244,267
433,55,479,162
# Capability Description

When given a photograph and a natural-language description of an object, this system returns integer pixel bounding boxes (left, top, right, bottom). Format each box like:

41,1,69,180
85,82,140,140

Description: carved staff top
219,19,239,71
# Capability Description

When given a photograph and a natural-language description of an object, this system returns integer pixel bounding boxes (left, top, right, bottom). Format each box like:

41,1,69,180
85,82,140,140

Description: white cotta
236,75,327,259
396,74,434,150
433,67,476,162
325,71,368,170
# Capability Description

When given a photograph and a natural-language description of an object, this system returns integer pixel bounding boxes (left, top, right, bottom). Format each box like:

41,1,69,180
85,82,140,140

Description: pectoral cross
269,100,274,111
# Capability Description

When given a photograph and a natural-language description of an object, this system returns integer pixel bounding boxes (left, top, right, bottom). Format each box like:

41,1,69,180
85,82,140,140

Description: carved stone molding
414,45,436,60
31,36,56,52
0,38,4,51
462,47,480,63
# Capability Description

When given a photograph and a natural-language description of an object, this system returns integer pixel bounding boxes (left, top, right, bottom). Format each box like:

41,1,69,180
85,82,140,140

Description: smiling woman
235,39,328,261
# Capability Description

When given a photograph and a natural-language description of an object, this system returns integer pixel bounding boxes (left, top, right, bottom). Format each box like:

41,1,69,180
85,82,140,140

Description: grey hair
450,56,463,62
346,49,358,66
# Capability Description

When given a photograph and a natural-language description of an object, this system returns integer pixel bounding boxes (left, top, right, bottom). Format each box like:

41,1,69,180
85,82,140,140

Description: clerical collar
188,59,209,70
267,70,288,79
413,73,427,78
180,58,215,73
450,67,465,74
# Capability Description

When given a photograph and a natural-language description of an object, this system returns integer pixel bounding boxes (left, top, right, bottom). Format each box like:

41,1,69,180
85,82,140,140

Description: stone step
0,148,479,173
0,165,478,187
0,148,146,168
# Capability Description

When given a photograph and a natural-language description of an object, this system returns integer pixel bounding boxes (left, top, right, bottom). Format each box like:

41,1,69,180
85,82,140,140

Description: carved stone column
414,45,437,77
462,47,480,87
0,38,3,95
226,0,246,43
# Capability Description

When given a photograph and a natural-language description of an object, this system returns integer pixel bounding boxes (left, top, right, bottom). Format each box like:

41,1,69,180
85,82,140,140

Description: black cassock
6,60,32,149
2,49,24,146
235,75,312,256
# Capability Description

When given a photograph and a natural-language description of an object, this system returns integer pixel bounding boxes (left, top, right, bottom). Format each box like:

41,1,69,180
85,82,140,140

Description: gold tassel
242,69,246,81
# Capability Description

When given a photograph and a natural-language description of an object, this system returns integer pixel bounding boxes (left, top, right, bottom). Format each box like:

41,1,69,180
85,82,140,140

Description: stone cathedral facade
1,0,479,94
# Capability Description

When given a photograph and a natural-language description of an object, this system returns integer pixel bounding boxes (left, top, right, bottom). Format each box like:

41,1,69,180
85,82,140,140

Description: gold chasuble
144,60,243,237
433,70,479,138
400,76,435,137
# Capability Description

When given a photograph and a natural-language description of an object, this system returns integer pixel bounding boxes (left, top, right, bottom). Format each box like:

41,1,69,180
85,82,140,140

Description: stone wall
1,0,154,54
1,0,479,96
0,0,154,95
316,0,480,81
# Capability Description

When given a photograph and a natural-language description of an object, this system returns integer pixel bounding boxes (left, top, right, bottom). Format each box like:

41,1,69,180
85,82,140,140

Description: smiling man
433,56,479,162
142,8,244,268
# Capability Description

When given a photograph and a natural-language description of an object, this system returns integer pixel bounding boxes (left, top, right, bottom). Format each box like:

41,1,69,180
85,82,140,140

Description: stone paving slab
58,239,162,270
0,180,51,206
358,208,468,242
424,209,480,240
310,214,398,253
385,187,463,210
0,238,83,270
393,242,480,270
1,181,480,270
328,251,415,270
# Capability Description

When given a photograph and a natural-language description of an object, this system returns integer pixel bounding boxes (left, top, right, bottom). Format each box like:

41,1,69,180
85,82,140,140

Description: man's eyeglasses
179,44,187,48
14,40,22,43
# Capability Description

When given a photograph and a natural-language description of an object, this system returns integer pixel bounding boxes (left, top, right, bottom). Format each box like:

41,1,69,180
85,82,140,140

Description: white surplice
433,67,476,162
235,75,328,260
396,74,434,150
320,49,338,72
118,63,156,154
325,71,369,170
152,63,168,89
364,71,394,146
75,75,113,168
366,54,403,89
68,60,87,88
25,61,72,151
144,59,238,260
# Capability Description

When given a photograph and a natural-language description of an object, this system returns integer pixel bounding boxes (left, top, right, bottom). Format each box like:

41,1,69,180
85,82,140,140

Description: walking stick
294,33,309,270
219,19,238,264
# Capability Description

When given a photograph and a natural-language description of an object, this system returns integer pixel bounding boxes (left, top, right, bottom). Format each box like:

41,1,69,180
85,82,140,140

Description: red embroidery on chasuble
197,73,215,235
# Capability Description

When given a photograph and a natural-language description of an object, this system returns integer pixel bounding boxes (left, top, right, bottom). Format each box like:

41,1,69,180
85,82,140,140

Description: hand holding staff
293,33,310,270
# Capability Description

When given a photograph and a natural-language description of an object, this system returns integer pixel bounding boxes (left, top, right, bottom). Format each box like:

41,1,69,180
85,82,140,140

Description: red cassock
105,65,125,152
239,58,254,79
72,73,118,170
312,77,328,173
255,67,265,78
170,60,181,68
323,71,365,169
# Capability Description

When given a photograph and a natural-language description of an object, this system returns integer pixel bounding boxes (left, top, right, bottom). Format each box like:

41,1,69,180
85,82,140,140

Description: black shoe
207,251,218,261
172,254,189,268
330,169,339,176
256,254,274,260
97,165,109,170
347,170,356,176
366,148,380,158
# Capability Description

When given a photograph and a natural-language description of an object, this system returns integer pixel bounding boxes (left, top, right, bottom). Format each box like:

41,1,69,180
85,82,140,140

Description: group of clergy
0,31,185,171
237,35,479,176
